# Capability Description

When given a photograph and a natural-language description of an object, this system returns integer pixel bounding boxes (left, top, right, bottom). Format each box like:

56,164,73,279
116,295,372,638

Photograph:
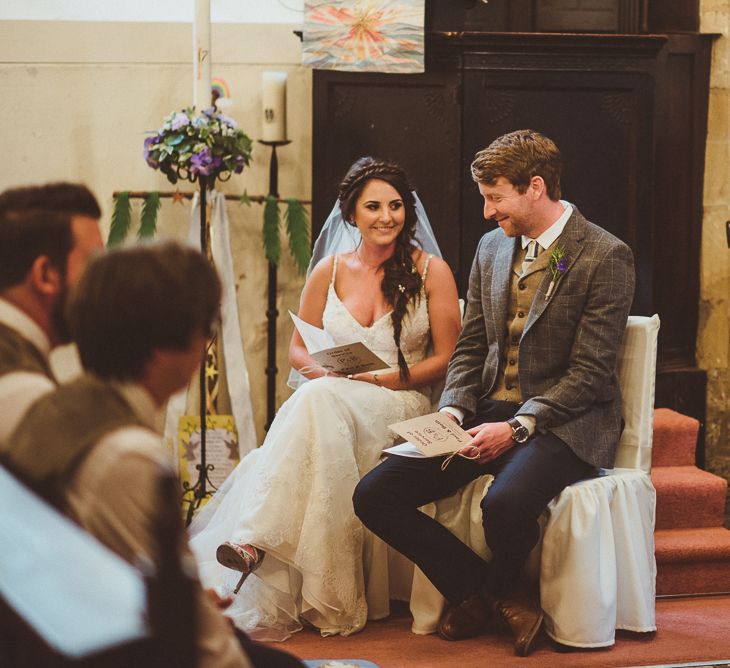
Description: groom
354,129,635,655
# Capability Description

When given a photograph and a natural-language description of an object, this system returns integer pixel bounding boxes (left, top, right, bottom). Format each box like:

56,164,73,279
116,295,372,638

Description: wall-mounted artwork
303,0,425,73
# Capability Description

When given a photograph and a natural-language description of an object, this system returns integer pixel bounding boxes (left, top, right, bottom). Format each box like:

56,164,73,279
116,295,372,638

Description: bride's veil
307,191,442,276
288,192,443,389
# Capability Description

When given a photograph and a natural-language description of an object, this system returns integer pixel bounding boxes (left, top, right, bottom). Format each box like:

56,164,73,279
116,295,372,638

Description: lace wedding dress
189,255,434,641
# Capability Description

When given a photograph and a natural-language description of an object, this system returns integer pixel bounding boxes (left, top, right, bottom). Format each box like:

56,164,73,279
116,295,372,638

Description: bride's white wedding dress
189,255,434,641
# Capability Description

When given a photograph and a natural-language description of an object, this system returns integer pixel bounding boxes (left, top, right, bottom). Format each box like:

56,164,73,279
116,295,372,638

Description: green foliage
144,107,253,185
285,198,311,275
108,192,132,246
262,196,281,264
138,192,161,239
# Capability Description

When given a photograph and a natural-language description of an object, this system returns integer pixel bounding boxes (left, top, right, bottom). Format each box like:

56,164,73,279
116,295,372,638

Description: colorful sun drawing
303,0,425,73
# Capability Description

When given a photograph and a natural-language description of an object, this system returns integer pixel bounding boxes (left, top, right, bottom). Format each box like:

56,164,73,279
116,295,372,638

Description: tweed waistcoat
4,376,145,510
0,321,54,380
488,243,552,403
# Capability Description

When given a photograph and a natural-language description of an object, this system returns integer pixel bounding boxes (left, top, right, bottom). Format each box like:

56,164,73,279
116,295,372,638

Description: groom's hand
460,422,513,464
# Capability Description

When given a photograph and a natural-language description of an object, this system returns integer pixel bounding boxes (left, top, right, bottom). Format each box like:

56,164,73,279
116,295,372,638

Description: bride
188,157,461,641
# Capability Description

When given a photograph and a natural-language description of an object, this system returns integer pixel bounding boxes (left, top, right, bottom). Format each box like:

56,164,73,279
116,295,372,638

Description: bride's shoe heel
216,542,265,594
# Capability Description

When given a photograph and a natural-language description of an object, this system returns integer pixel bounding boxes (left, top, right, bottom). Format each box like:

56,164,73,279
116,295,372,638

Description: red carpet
266,596,730,667
651,409,730,595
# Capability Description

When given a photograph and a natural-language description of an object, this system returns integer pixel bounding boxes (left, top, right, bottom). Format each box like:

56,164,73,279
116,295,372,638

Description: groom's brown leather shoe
437,594,491,641
493,589,544,656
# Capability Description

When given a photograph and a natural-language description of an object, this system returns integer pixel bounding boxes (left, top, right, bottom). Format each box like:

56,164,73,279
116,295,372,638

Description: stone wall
699,0,730,522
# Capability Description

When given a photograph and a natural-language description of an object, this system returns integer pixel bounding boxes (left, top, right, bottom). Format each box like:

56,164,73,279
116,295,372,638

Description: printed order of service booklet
290,311,390,376
386,412,473,458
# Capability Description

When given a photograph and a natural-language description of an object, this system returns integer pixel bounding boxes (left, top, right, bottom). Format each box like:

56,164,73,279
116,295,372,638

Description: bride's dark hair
338,157,422,381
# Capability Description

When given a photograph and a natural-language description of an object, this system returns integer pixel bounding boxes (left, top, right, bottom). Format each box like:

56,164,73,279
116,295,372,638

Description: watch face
513,427,529,443
508,419,529,443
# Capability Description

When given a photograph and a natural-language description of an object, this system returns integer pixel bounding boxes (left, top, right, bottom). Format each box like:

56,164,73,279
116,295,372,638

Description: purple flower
171,112,190,130
218,113,237,128
233,154,246,174
143,136,159,168
556,257,569,273
190,147,223,176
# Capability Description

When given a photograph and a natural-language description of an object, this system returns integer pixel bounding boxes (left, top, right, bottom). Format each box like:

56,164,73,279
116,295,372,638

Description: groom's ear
527,175,546,200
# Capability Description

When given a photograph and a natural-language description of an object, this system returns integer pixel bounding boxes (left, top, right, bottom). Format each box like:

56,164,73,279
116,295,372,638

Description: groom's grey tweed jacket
439,207,635,469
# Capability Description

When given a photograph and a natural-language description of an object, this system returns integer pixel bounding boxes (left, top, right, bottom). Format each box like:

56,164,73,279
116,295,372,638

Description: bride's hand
349,371,386,388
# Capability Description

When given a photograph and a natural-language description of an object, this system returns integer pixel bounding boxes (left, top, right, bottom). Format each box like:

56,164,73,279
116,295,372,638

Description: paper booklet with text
290,311,390,376
385,412,473,458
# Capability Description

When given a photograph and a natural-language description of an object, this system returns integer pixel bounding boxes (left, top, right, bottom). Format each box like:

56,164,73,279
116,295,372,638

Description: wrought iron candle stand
259,139,291,431
181,171,230,526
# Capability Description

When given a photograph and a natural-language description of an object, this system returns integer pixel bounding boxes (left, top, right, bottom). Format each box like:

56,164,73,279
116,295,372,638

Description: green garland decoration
138,192,161,239
109,191,311,275
108,191,132,246
285,198,311,275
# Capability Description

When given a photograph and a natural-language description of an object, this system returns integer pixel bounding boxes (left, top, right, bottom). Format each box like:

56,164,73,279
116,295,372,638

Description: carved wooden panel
535,0,619,33
460,67,655,312
312,31,713,381
312,71,462,272
651,34,714,368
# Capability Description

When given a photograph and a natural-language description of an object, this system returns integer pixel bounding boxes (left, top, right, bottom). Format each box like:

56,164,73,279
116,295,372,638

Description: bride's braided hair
338,157,422,381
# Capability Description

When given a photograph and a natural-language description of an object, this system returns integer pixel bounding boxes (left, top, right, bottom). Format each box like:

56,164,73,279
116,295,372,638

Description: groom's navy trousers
353,400,595,603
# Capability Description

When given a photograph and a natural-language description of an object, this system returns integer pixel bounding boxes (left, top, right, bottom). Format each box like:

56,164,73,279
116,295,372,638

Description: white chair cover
381,314,660,647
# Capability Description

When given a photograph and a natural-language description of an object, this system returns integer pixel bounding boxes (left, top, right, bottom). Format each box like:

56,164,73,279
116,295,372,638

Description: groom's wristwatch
506,418,530,444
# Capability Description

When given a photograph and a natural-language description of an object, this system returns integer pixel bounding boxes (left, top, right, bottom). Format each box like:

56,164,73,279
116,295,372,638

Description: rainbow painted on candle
212,77,230,99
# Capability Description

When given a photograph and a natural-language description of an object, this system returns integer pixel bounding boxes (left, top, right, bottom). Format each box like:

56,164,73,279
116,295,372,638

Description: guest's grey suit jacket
439,207,635,469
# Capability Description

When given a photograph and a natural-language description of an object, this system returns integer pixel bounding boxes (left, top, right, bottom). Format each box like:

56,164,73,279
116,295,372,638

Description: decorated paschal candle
193,0,212,110
261,71,287,142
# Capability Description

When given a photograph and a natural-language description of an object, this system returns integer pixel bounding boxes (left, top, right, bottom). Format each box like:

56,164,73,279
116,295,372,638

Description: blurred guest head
0,183,103,345
67,242,221,404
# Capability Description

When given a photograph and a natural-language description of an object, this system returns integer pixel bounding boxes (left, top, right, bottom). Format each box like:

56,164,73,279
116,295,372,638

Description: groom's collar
521,200,573,251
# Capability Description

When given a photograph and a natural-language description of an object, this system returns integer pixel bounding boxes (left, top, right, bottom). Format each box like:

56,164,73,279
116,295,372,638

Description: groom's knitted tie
521,239,540,276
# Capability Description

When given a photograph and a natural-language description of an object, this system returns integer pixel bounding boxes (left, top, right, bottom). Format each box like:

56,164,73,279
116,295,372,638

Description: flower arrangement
144,107,253,184
545,246,569,300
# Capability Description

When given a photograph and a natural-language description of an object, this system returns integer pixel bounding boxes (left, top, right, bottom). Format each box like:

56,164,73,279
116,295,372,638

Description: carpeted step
655,527,730,595
652,466,728,530
652,408,699,467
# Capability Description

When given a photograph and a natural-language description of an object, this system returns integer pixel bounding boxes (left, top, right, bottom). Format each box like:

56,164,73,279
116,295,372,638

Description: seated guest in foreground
0,183,102,442
354,130,636,656
4,243,301,668
189,157,462,640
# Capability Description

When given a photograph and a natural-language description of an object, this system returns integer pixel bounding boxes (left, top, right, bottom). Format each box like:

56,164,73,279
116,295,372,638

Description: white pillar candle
261,71,288,142
193,0,212,110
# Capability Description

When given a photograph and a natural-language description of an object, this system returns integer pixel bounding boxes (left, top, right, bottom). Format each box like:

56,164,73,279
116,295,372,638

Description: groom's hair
471,129,562,201
66,241,221,381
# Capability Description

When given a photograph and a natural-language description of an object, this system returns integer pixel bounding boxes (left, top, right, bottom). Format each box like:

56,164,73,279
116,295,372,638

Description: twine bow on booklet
385,412,480,470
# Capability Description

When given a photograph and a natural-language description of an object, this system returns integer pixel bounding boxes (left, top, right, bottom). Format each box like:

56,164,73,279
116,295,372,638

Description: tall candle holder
144,98,253,527
259,139,292,430
181,172,225,526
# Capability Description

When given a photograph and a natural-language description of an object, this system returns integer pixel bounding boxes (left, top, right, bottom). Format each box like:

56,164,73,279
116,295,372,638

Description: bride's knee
294,375,342,402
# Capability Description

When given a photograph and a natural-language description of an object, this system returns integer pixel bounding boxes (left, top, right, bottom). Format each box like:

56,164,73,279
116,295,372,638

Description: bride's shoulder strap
330,254,339,285
421,253,434,282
